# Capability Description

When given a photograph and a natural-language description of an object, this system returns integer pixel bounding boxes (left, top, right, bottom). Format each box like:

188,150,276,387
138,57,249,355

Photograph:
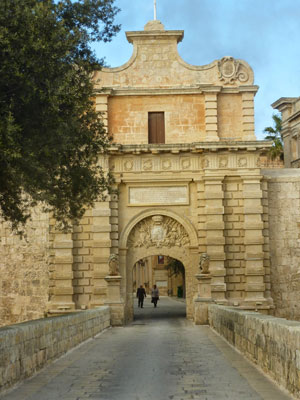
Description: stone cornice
271,97,299,111
94,85,259,97
107,141,272,155
126,30,184,44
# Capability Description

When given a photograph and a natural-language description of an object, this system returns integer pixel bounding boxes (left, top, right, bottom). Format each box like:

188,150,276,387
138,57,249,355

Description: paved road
0,297,292,400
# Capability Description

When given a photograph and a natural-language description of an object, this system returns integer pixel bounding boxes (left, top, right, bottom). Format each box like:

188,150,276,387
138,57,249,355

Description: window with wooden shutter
148,112,165,144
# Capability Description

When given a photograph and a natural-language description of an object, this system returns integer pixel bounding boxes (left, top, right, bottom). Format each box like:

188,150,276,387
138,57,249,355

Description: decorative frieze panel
110,153,260,173
128,215,190,249
202,154,259,170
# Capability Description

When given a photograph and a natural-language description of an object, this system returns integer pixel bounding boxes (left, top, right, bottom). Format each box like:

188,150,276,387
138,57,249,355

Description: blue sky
91,0,300,140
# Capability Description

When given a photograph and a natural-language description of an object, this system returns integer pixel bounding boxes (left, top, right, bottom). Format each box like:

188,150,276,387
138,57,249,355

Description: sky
91,0,300,140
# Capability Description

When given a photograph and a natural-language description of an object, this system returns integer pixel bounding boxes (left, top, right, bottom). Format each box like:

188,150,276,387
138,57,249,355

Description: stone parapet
208,304,300,398
0,307,110,393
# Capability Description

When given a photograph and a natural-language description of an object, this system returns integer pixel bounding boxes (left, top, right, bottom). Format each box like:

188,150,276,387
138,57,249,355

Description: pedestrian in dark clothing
151,285,159,308
136,285,146,308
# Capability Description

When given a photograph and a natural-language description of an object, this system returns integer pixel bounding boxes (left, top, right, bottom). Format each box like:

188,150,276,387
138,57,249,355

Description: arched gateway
119,210,199,322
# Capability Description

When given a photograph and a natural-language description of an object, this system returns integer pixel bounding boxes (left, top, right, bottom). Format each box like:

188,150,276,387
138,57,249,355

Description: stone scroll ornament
218,56,249,84
199,253,210,274
128,215,190,249
108,254,120,276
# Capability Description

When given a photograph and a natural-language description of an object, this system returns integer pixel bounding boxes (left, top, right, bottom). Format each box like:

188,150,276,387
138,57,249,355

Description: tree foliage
166,258,185,278
263,114,284,161
0,0,120,230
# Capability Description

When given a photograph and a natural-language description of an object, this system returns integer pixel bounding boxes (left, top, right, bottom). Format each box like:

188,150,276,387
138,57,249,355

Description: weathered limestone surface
263,169,300,320
0,208,50,327
0,307,110,393
209,304,300,398
272,97,300,168
95,20,257,144
0,20,276,326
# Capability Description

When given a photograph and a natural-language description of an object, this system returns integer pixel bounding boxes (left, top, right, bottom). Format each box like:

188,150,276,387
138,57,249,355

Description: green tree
165,257,186,298
263,114,284,161
0,0,120,230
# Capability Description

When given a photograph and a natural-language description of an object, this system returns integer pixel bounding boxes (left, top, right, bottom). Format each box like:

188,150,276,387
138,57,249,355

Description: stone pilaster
95,94,109,132
261,178,273,307
90,200,112,307
105,275,124,326
109,190,119,258
194,273,213,325
203,176,227,304
241,175,268,309
48,225,75,313
204,91,219,142
241,92,256,140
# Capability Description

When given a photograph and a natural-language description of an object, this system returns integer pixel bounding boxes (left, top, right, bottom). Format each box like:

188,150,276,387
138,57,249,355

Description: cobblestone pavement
0,297,292,400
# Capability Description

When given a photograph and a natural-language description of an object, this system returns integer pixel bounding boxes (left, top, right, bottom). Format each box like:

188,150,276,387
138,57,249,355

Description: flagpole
154,0,157,20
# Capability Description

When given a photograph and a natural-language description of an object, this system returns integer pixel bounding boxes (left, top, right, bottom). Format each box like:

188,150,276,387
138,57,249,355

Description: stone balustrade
208,304,300,398
0,307,110,392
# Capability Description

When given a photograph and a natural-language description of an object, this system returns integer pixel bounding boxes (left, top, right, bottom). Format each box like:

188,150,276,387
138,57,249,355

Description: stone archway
119,210,199,322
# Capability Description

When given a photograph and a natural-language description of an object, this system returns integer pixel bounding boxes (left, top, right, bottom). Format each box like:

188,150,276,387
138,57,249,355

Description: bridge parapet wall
0,307,110,393
209,304,300,398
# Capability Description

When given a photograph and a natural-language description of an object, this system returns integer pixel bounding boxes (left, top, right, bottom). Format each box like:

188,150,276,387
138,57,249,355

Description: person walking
151,284,159,308
136,285,146,308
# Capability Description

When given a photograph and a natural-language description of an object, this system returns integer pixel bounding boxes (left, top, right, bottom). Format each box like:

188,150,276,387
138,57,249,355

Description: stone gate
5,19,298,327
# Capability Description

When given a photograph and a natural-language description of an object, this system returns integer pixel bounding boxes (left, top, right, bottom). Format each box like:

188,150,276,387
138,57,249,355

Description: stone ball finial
144,20,165,31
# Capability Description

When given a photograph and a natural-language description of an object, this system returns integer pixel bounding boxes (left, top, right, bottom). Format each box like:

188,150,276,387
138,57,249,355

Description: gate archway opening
119,211,199,323
133,255,186,318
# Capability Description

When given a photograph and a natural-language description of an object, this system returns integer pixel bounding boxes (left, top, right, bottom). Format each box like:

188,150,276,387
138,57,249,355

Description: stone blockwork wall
0,209,50,327
223,177,245,302
217,94,243,140
108,94,206,145
209,304,300,398
0,307,110,393
72,209,94,309
263,169,300,320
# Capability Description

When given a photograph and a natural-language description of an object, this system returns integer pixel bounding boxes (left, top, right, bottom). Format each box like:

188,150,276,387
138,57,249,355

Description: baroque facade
47,20,274,323
5,20,300,326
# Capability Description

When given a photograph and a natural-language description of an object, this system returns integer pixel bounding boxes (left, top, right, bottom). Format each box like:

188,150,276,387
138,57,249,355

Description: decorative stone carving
218,57,249,85
162,159,172,170
108,254,120,276
128,215,190,248
199,253,210,274
219,157,228,168
203,158,210,169
238,157,247,167
143,159,153,171
124,160,133,171
181,158,191,169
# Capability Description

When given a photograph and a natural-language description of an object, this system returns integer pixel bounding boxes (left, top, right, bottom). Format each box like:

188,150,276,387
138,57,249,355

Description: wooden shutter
148,112,165,144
